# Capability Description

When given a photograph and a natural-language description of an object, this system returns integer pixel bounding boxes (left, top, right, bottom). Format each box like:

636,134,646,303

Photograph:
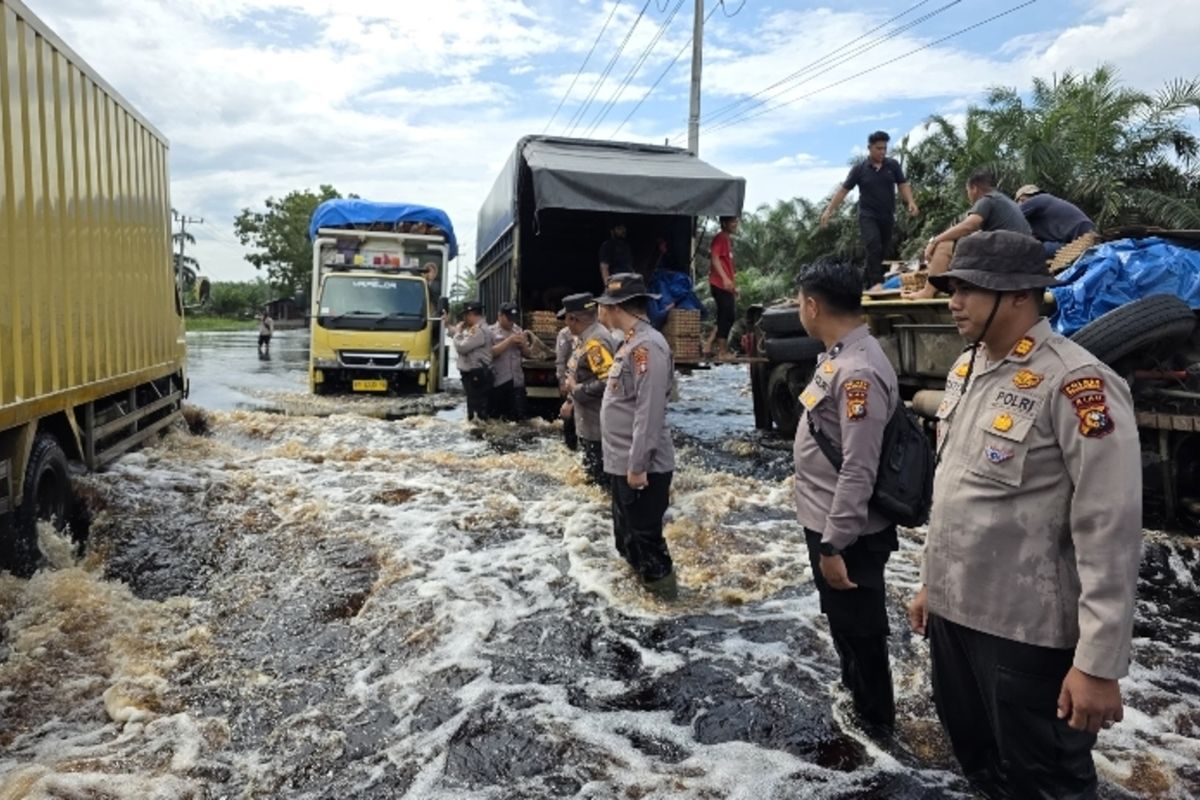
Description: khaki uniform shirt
568,321,616,442
923,318,1141,679
601,320,675,475
452,323,493,372
793,325,898,551
555,326,576,385
489,323,526,387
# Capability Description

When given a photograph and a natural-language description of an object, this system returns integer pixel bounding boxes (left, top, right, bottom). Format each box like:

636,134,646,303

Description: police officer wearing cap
489,302,530,420
792,260,901,736
559,293,615,489
555,310,579,451
907,230,1141,798
597,273,677,597
451,300,493,420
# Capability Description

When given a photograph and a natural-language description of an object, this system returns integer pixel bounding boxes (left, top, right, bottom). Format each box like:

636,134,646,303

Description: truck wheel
767,362,814,436
759,305,806,337
4,434,72,577
764,336,825,363
1069,295,1197,367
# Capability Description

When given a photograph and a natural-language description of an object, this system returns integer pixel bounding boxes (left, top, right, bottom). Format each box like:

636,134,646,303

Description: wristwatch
819,542,842,557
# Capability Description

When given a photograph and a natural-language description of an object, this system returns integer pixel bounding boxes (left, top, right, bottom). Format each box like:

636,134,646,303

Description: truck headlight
313,358,339,369
406,360,431,371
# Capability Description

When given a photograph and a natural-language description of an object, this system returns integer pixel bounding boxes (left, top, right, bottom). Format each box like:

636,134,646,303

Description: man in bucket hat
559,293,615,489
906,230,1141,798
597,273,678,598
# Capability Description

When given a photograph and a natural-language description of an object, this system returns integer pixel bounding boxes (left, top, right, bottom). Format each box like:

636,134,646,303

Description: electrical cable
720,0,745,17
609,0,721,138
583,0,686,138
700,1,1037,137
543,1,622,134
564,0,654,136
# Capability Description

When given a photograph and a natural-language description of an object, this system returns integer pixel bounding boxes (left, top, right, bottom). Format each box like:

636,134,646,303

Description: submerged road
0,329,1197,798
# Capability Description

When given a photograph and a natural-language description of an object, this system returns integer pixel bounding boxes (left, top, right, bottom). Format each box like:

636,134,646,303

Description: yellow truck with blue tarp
308,200,453,395
1,0,187,575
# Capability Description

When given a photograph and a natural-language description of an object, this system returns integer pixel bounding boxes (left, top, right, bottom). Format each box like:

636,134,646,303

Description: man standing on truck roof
556,323,579,451
598,223,633,288
906,169,1032,300
489,302,530,421
560,293,615,490
597,273,678,599
820,131,919,291
1014,185,1097,257
791,261,901,738
907,230,1141,798
703,216,739,360
451,300,494,421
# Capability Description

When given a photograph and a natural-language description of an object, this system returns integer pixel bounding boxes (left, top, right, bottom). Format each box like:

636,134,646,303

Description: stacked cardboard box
664,309,703,361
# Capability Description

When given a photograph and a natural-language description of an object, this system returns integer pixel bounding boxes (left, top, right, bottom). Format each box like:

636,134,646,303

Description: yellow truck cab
308,201,455,395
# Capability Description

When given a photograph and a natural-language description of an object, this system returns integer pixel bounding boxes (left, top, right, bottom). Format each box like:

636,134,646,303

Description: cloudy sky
25,0,1200,284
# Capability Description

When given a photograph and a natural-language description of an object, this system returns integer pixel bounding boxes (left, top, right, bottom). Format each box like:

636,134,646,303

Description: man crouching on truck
597,273,678,599
451,300,493,420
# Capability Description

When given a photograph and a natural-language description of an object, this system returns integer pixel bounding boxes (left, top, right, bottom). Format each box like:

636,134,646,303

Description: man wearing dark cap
906,230,1141,798
792,260,901,738
597,273,677,597
1014,184,1096,257
451,300,493,420
559,293,615,488
489,302,530,420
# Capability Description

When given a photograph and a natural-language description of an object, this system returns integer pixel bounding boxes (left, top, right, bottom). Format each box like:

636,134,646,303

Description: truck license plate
352,379,388,392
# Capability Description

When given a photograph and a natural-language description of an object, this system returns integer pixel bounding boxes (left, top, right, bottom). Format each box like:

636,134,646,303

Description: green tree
171,207,200,291
205,280,272,317
234,185,344,295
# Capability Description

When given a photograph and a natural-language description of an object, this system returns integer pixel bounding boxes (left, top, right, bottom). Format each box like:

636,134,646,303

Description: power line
698,0,941,131
564,0,654,137
583,0,686,138
610,0,720,138
543,1,622,134
719,0,745,16
701,1,1039,138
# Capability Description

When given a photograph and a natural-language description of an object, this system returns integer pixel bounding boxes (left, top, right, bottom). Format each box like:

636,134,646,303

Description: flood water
1,328,1198,798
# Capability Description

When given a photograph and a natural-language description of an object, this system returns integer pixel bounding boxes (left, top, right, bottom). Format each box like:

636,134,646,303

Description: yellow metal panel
1,0,184,436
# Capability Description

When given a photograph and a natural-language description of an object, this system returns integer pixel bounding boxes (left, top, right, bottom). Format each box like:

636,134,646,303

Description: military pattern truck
749,266,1200,534
1,0,187,574
308,200,454,395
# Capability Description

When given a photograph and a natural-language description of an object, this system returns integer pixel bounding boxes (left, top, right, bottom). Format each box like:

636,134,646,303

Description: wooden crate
671,339,703,361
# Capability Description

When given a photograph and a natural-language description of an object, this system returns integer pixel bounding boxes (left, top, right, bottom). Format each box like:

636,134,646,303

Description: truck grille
338,351,405,368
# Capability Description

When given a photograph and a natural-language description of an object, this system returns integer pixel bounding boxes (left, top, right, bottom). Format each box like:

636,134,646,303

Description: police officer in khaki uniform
451,300,493,420
597,273,677,598
907,231,1142,799
559,293,614,488
488,302,530,420
556,312,579,451
792,261,900,736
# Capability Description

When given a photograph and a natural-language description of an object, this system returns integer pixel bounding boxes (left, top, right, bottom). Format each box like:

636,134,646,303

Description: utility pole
173,211,204,266
687,0,704,155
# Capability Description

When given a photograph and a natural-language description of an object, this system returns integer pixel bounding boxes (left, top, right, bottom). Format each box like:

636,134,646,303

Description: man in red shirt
703,215,739,360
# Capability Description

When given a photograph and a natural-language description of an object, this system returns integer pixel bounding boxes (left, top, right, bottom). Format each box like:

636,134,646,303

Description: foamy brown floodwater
1,360,1197,799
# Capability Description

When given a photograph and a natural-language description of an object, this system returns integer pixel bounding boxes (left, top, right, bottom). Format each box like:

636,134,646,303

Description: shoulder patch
1062,376,1104,399
1013,369,1043,390
633,346,649,375
843,379,870,421
1011,336,1036,358
1062,376,1114,438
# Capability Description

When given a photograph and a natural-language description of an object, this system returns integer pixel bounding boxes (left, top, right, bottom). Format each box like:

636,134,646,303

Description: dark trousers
581,438,608,490
611,471,673,581
461,368,493,420
562,415,578,451
489,380,526,421
711,285,736,341
859,216,893,289
928,614,1098,800
804,527,897,728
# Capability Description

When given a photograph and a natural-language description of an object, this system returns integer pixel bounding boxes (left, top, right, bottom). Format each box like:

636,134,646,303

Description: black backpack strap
805,408,844,471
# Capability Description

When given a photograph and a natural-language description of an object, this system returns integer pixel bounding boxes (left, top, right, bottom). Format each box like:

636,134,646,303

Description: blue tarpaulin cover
309,199,458,259
1050,236,1200,336
647,269,703,328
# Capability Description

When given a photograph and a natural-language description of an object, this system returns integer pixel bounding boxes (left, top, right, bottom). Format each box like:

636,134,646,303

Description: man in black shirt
599,223,633,287
821,131,919,290
1015,184,1096,256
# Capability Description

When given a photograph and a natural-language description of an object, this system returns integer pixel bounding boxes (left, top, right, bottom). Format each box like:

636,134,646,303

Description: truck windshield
317,277,427,331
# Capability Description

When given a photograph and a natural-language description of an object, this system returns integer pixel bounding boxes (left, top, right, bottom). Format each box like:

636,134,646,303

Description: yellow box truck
1,0,186,575
308,200,453,395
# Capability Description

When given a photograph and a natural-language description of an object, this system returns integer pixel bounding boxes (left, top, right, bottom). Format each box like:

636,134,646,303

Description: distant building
264,295,305,326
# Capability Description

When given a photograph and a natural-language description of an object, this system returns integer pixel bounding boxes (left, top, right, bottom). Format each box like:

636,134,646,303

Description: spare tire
760,305,805,337
767,361,815,436
765,336,825,363
1069,294,1197,367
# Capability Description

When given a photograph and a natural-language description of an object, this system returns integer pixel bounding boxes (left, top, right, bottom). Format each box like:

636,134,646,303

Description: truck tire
3,434,71,578
1069,295,1197,367
759,305,805,337
764,336,825,364
767,362,814,436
